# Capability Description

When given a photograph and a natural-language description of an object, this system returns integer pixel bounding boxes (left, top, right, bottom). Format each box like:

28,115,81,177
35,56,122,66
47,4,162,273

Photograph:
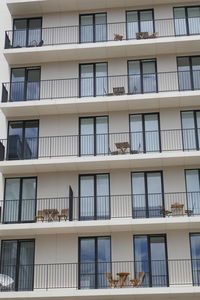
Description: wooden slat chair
58,209,69,221
105,273,119,288
130,272,145,288
35,210,45,222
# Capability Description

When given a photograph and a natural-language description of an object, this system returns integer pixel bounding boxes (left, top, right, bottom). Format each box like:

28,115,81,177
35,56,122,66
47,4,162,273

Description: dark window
181,111,200,151
79,63,108,97
177,56,200,91
0,239,35,291
7,120,39,160
80,13,107,43
132,171,164,218
3,177,37,223
133,235,168,287
13,18,42,47
130,113,160,153
79,237,111,289
174,6,200,36
185,169,200,216
79,116,108,156
126,10,154,39
128,59,157,94
190,233,200,285
10,67,41,102
79,174,110,220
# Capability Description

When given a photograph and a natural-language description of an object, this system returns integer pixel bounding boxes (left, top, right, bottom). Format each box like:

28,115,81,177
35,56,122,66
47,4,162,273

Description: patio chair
109,147,119,155
148,32,158,39
35,210,45,222
114,34,123,41
58,208,69,221
105,273,119,288
130,272,145,288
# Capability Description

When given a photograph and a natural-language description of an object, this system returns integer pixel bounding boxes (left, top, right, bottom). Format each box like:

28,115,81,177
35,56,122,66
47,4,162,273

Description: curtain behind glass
96,174,109,219
95,14,107,42
80,118,94,155
21,178,36,222
188,7,200,35
144,114,159,152
80,64,94,97
126,11,139,39
177,57,191,90
190,234,200,285
95,63,107,96
174,8,187,36
13,19,27,47
27,19,42,46
181,111,196,150
80,15,93,43
3,178,20,223
185,169,200,215
80,176,94,220
96,117,108,155
132,173,146,218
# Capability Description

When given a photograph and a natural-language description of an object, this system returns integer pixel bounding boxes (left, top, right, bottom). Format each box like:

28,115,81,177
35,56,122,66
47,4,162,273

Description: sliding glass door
80,13,107,43
134,235,168,287
181,111,200,150
185,169,200,216
79,237,111,289
132,171,164,218
177,56,200,91
126,10,154,39
174,7,200,36
190,234,200,285
79,174,110,220
3,177,37,223
0,240,35,291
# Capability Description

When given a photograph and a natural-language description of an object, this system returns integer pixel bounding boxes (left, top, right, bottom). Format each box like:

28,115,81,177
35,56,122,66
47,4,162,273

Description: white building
0,1,200,300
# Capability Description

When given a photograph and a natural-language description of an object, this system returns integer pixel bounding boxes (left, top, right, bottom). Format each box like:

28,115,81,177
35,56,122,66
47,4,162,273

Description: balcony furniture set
136,32,158,39
35,208,69,222
105,271,145,288
161,203,193,217
110,142,141,155
114,34,123,41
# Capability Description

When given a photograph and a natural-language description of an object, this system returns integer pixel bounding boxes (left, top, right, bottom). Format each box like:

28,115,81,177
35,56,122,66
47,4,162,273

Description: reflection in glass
190,234,200,285
185,169,200,216
80,14,107,43
177,56,200,91
174,7,200,36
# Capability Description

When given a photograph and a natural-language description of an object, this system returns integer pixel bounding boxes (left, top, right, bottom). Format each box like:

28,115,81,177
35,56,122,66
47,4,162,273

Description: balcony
4,18,200,64
1,70,200,118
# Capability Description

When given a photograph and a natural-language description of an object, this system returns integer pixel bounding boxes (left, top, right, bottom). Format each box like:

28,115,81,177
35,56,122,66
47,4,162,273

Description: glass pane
130,114,143,152
192,57,200,89
11,68,25,101
80,64,94,97
95,63,107,96
128,61,141,94
24,121,39,159
140,10,154,35
147,172,163,217
80,15,93,43
80,176,94,220
181,111,196,150
28,19,42,46
8,121,23,160
18,241,34,291
96,116,108,155
96,174,109,219
174,8,187,36
190,234,200,285
132,173,146,218
4,178,20,223
134,236,149,287
13,19,27,47
80,118,94,156
196,111,200,148
21,178,36,222
186,169,200,215
177,57,192,90
26,69,40,100
97,238,111,288
150,236,167,287
95,14,107,42
80,239,95,289
126,11,139,39
144,114,159,152
188,7,200,35
142,61,156,93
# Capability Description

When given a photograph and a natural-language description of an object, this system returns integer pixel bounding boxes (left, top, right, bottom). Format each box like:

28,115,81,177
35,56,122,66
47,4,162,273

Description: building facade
0,0,200,300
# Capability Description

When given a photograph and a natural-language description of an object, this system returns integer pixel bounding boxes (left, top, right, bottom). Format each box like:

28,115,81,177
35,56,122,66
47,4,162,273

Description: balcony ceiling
7,0,200,16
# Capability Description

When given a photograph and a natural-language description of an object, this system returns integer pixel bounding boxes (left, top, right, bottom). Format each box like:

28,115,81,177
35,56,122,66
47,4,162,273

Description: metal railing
0,259,199,291
0,192,199,224
4,17,200,49
2,70,200,103
0,128,199,161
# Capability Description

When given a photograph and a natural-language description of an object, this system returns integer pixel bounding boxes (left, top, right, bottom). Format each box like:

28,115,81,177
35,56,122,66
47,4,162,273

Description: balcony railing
0,128,199,161
0,259,199,291
0,192,199,224
2,70,200,103
4,17,200,49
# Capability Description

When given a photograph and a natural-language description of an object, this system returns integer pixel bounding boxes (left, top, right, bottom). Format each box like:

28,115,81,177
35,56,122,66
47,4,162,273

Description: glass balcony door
79,237,111,289
3,177,37,223
132,171,164,218
130,113,160,153
10,67,41,101
79,116,108,156
7,120,39,160
0,240,35,291
126,10,154,40
79,174,110,220
128,59,157,94
174,6,200,36
177,56,200,91
190,234,200,285
80,13,107,43
13,18,42,48
134,235,168,287
181,111,200,150
185,169,200,216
